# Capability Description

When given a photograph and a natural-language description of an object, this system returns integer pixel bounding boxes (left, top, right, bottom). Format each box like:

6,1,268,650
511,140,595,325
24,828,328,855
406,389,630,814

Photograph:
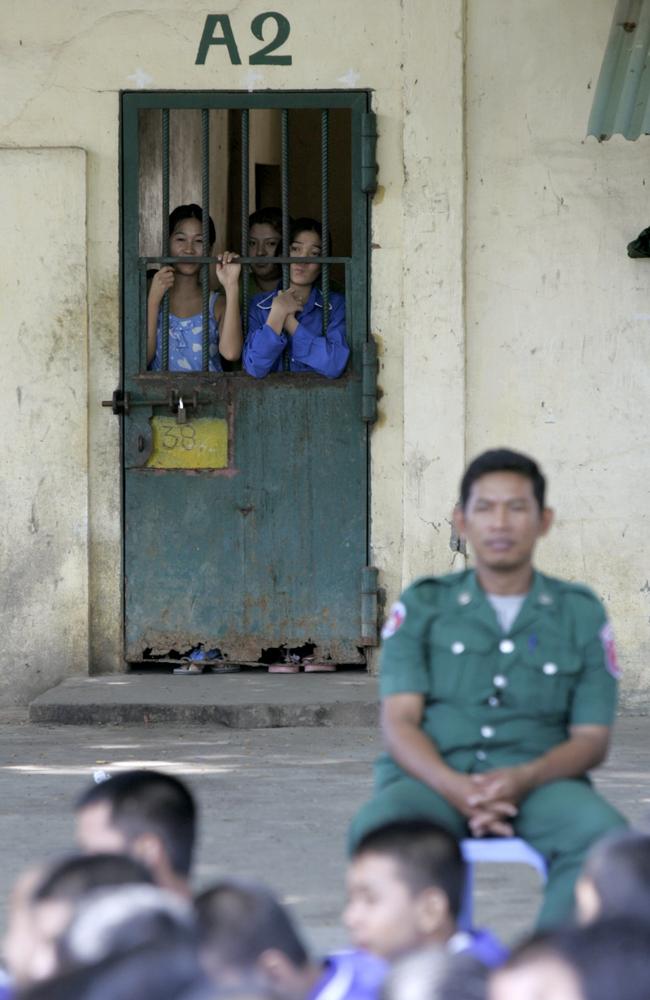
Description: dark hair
76,770,196,877
248,207,285,235
582,831,650,922
289,217,333,255
21,940,209,1000
195,880,309,976
168,204,216,248
460,448,546,510
501,919,650,1000
351,820,465,919
34,853,153,903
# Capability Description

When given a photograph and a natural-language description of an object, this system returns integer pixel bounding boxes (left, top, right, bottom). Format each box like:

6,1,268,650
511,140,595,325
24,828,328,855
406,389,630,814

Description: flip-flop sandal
173,663,208,675
173,662,241,675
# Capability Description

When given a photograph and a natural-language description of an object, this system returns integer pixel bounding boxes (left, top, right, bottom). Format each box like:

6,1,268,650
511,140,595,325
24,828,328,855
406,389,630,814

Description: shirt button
475,750,487,762
493,674,508,688
499,639,515,654
543,662,558,676
480,725,495,739
458,592,472,606
451,641,465,655
488,696,500,707
538,593,553,606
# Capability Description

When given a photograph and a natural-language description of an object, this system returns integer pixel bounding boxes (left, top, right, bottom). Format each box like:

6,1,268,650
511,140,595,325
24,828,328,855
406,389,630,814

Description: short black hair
76,770,196,877
34,853,153,903
248,207,285,235
168,204,216,248
502,919,650,1000
351,820,465,919
582,831,650,922
195,880,309,976
460,448,546,511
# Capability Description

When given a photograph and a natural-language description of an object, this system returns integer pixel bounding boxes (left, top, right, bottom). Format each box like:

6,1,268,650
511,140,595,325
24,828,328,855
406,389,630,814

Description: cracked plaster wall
465,0,650,704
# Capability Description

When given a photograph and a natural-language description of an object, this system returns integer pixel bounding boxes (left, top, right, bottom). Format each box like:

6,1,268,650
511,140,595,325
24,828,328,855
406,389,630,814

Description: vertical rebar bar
161,109,170,370
281,109,290,370
321,109,330,335
241,109,250,337
281,109,290,291
201,108,210,372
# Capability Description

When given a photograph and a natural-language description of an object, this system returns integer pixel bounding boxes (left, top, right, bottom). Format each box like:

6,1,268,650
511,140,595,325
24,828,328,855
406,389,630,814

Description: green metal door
120,91,376,666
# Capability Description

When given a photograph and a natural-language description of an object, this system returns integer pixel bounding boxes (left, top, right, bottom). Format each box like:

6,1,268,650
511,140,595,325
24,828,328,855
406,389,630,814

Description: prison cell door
119,91,377,667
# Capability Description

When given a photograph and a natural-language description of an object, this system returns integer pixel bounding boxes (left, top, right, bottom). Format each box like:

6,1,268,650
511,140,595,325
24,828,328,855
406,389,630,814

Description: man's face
489,956,583,1000
75,801,129,856
454,471,552,575
343,854,437,961
248,223,281,279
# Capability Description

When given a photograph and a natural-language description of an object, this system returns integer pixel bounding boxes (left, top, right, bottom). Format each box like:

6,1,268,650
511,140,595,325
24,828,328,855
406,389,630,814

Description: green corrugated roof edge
588,0,650,140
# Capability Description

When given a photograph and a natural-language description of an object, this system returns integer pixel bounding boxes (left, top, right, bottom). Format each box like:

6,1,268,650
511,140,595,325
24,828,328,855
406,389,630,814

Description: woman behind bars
243,217,348,379
147,204,242,372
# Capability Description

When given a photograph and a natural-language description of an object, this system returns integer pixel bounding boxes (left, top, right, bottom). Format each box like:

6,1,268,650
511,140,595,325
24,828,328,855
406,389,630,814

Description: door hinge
361,112,378,194
362,338,378,423
361,566,379,646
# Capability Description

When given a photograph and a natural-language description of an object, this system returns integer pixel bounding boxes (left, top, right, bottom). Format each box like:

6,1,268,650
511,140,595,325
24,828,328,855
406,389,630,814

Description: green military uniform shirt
377,568,619,787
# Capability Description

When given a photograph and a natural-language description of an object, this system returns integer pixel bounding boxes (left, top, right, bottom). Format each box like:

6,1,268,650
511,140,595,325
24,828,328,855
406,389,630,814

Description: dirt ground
0,712,648,954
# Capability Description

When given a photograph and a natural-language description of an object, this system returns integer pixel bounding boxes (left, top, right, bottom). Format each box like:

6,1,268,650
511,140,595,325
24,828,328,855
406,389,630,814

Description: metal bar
139,262,147,372
281,109,290,370
281,109,290,290
161,108,170,371
241,109,250,335
321,109,330,336
201,108,210,372
147,255,349,266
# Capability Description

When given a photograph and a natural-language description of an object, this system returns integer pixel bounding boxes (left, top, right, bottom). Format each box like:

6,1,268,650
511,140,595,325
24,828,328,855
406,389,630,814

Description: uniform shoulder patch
599,621,621,679
381,601,407,640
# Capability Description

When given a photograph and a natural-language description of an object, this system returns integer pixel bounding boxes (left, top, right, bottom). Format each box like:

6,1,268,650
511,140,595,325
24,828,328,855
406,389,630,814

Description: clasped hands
268,289,304,336
447,766,534,838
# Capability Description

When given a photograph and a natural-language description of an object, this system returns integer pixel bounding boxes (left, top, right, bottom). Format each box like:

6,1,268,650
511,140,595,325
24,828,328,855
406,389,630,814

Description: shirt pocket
427,621,496,703
520,641,583,715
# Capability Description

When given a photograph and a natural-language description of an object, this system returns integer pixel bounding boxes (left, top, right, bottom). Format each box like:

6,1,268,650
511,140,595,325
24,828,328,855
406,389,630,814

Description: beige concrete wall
0,148,88,704
1,0,648,702
465,0,650,704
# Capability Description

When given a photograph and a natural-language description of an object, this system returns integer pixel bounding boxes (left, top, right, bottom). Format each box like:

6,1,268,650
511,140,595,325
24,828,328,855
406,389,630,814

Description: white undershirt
487,593,527,634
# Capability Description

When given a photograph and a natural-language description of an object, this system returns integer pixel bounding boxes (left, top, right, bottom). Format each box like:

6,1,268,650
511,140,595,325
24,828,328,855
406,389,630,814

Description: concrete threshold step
29,671,379,728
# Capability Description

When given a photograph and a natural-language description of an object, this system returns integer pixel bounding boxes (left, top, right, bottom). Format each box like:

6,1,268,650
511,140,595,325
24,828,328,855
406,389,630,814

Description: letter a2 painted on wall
195,12,292,66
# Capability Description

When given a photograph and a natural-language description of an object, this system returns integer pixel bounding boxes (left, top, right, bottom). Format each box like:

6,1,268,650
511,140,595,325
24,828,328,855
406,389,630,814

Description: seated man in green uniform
350,448,627,929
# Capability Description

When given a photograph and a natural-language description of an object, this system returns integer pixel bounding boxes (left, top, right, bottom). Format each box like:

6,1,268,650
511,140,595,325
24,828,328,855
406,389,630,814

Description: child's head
168,204,216,249
575,830,650,925
289,217,327,290
344,820,464,961
248,208,284,282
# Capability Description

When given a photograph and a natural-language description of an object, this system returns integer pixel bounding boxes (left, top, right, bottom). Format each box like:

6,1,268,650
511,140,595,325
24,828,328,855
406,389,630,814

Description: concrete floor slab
29,670,379,727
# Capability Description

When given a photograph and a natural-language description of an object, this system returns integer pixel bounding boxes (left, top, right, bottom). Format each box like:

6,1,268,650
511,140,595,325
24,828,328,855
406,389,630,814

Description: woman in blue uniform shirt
243,218,349,379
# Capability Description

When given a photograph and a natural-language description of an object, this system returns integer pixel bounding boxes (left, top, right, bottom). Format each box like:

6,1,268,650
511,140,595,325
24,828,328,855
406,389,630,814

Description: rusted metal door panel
124,372,366,663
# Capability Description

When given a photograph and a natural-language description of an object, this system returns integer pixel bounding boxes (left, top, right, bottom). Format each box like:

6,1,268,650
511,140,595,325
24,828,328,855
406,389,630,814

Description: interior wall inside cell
227,106,352,287
138,109,230,272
